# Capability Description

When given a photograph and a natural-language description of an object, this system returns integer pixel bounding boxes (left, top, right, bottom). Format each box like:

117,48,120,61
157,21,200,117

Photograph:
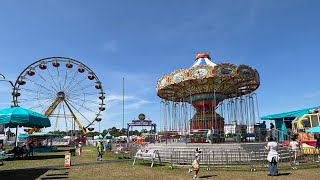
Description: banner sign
64,153,71,167
132,120,152,125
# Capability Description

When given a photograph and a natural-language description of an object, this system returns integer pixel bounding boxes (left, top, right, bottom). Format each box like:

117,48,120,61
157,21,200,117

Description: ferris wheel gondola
12,57,105,135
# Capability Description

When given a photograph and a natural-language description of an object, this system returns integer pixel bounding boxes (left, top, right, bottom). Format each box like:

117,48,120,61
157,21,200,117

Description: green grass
0,146,121,170
1,146,320,180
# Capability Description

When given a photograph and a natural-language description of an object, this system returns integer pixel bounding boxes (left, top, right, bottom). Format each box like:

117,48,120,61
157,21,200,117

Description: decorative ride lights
12,57,105,135
157,52,260,143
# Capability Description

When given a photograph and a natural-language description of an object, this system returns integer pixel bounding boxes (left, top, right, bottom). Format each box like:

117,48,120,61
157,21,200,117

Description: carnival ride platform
144,142,292,166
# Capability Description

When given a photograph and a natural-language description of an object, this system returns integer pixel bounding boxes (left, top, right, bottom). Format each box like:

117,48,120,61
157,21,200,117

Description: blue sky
0,0,320,132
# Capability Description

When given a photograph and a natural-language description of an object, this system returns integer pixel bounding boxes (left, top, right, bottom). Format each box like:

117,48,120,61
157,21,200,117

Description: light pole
0,74,14,88
0,74,15,143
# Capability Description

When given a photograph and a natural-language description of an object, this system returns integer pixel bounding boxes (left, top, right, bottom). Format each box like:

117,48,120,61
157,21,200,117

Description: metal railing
158,147,320,170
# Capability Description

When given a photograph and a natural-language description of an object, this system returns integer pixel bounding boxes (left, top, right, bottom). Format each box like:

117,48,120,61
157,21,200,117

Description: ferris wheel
12,57,105,135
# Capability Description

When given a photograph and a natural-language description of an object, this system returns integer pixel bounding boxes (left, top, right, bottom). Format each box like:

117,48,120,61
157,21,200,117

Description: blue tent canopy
104,132,112,139
306,126,320,133
18,133,63,139
260,106,320,120
0,106,51,128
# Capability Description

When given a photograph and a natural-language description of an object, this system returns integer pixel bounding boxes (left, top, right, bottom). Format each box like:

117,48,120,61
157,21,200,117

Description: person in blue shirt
260,121,266,129
260,121,267,141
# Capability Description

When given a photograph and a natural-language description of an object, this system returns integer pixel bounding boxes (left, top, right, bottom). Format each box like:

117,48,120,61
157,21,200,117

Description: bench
133,149,161,167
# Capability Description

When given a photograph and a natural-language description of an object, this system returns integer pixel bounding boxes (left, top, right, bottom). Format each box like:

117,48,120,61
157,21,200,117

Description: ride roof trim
260,106,320,120
191,55,216,68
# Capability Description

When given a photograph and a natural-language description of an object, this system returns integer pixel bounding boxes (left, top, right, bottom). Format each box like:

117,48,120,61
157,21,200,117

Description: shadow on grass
45,172,69,176
41,172,69,179
54,149,70,153
136,162,166,167
199,175,217,178
41,177,68,179
0,168,49,180
279,173,291,176
117,157,132,159
13,155,66,161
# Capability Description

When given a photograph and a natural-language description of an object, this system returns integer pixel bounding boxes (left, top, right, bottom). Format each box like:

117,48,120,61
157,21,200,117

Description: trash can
69,149,76,156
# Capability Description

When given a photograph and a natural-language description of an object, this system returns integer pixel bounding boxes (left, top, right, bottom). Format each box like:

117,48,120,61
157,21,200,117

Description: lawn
1,146,320,180
1,146,119,170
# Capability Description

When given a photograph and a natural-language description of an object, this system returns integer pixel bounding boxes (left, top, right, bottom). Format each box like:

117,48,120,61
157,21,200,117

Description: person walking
97,141,104,161
188,148,201,179
289,137,300,164
28,141,34,157
77,142,83,156
270,123,275,140
265,137,280,176
206,128,212,144
316,134,320,150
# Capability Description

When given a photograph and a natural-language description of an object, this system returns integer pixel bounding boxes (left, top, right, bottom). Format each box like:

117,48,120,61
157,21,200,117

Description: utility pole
0,74,15,143
122,77,125,132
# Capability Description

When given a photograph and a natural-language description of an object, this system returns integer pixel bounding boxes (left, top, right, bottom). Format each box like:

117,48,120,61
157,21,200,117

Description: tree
132,130,140,136
86,131,100,137
109,127,121,137
102,129,109,136
120,128,127,135
141,129,148,134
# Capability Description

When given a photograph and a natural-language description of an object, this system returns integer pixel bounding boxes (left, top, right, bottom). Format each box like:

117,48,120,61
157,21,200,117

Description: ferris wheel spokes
23,77,57,94
62,99,86,134
65,99,95,124
14,57,104,135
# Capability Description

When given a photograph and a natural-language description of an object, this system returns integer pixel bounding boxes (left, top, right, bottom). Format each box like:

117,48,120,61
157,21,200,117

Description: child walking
188,148,201,179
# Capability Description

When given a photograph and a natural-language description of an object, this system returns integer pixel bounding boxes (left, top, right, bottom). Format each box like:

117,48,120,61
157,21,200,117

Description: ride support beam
63,99,87,135
28,97,63,134
44,97,62,116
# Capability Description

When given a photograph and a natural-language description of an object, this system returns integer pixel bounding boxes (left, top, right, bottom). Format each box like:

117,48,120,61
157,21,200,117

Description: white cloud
124,99,151,110
106,94,135,102
105,93,152,110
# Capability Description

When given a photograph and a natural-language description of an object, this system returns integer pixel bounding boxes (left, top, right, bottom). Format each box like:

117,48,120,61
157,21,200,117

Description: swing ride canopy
156,52,260,103
156,52,261,136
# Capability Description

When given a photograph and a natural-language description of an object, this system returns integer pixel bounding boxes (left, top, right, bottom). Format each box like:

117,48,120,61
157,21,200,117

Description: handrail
271,129,291,143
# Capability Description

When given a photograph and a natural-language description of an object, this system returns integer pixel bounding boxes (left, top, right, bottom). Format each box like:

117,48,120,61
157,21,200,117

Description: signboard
131,120,152,125
0,124,4,134
64,153,71,167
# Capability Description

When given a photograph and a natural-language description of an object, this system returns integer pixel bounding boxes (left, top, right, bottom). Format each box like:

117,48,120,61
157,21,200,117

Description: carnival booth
18,133,63,152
